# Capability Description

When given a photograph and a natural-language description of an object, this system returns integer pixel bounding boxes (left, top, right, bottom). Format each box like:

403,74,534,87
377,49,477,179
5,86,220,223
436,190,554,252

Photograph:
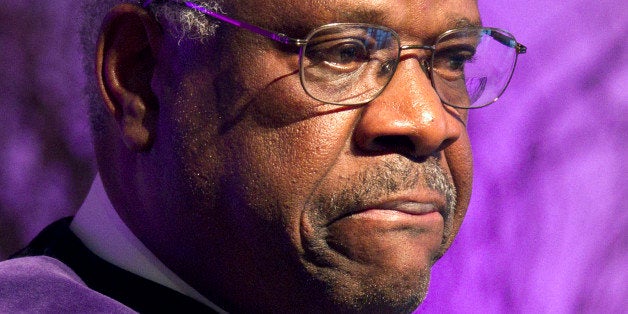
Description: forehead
234,0,480,38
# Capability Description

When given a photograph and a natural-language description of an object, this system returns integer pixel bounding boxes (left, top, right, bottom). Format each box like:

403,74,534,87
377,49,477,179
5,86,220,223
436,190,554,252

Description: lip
377,200,440,215
327,191,448,226
348,201,443,224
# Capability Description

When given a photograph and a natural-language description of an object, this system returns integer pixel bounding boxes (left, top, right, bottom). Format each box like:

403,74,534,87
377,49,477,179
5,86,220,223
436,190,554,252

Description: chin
304,262,432,314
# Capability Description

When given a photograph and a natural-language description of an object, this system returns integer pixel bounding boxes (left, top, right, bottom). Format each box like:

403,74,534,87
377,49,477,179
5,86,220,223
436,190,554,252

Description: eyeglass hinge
267,33,305,46
281,37,307,46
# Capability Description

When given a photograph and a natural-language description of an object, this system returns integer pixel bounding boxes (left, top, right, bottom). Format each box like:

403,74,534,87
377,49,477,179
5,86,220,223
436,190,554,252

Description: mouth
318,189,451,266
322,192,447,258
346,202,443,229
326,192,449,228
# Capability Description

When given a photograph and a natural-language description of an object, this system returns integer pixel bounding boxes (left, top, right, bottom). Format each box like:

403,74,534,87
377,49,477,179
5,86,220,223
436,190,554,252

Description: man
0,0,525,312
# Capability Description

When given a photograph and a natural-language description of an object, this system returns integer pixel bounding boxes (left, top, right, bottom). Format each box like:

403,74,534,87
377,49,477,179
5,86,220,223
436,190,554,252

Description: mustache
310,156,457,226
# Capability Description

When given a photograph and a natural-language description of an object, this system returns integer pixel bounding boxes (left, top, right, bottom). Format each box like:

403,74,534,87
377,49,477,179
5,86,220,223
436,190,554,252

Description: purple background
0,0,625,312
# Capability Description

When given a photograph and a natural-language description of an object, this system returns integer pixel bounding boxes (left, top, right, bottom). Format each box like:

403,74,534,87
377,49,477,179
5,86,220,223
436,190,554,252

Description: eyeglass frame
142,0,527,109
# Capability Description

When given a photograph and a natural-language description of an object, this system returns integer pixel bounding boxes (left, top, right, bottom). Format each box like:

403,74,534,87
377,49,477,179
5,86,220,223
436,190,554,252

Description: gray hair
80,0,222,139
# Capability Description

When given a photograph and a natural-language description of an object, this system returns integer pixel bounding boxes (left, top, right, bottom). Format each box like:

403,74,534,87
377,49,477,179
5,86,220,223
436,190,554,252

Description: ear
96,4,162,152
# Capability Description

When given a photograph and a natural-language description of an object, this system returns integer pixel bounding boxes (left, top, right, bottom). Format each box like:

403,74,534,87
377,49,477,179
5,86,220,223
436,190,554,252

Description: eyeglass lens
300,24,519,108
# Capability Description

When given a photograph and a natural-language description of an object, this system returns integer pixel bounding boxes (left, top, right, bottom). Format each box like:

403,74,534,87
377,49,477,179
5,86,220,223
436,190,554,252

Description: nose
353,56,464,159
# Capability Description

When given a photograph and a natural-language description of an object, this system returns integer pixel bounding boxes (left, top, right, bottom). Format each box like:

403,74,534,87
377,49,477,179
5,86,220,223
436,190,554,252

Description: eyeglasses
143,1,527,109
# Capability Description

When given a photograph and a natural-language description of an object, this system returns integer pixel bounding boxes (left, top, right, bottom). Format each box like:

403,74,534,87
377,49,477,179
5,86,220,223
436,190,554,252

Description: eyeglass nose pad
380,60,398,77
419,59,432,79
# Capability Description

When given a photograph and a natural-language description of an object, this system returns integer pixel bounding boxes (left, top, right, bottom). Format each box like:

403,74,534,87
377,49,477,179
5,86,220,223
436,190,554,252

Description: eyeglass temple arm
482,29,527,54
142,0,306,46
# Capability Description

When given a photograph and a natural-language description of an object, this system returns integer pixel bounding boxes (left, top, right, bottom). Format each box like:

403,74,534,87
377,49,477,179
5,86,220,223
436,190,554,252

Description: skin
95,0,477,312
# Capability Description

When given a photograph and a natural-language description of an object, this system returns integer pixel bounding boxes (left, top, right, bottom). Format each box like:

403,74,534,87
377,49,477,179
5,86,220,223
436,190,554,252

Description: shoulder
0,256,136,313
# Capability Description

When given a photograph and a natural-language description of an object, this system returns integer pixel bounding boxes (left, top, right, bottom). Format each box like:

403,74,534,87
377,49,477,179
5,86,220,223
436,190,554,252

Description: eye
447,52,473,70
305,39,370,72
433,46,476,79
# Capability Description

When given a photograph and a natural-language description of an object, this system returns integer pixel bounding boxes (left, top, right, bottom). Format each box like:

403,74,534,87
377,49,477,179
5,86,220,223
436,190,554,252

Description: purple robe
0,218,215,313
0,256,136,312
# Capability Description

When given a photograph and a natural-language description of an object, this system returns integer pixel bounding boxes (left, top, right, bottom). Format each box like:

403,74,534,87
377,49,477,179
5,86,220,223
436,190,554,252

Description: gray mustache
311,156,457,224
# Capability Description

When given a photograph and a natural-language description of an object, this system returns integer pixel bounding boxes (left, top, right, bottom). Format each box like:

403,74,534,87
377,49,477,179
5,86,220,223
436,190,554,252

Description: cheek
218,45,358,214
443,129,473,246
229,107,356,213
218,68,360,247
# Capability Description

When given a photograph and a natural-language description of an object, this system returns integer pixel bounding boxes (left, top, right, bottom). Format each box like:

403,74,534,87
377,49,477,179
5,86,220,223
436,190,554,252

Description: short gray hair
150,1,223,41
80,0,222,140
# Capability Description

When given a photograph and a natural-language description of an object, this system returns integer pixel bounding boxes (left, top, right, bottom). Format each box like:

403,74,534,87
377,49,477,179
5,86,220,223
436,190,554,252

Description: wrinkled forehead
230,0,480,38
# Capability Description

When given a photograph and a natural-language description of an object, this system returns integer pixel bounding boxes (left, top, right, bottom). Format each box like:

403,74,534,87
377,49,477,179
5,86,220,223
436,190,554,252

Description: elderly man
0,0,525,312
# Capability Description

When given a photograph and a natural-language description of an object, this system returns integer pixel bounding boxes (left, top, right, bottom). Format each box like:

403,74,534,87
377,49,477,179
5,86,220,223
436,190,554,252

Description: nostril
372,135,416,156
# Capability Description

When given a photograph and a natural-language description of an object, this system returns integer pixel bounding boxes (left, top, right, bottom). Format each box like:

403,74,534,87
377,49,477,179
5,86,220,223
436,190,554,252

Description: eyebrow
283,7,391,36
336,8,390,25
335,5,481,24
448,17,482,29
332,8,482,32
334,9,482,44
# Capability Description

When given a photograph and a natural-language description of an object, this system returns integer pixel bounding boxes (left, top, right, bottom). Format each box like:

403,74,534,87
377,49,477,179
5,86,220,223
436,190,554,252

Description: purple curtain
0,1,95,258
419,1,626,312
0,0,625,312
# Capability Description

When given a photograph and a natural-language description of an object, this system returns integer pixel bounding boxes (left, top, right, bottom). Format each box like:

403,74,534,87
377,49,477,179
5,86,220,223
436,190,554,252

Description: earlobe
96,4,162,152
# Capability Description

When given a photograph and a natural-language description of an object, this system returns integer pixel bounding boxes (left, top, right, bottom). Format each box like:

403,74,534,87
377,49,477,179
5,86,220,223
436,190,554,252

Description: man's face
144,0,476,312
